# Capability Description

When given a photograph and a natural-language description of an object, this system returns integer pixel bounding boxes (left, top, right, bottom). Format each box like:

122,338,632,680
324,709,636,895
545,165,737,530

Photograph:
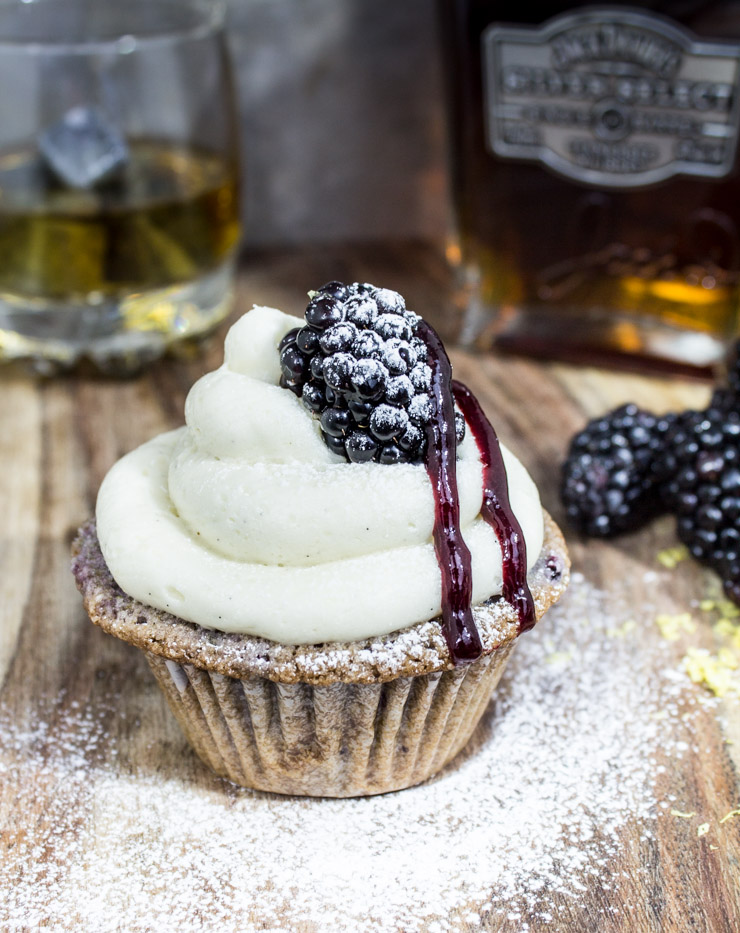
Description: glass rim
0,0,226,53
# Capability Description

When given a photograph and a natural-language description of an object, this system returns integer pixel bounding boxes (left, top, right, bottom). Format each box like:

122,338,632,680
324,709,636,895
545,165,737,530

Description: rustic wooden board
1,244,739,931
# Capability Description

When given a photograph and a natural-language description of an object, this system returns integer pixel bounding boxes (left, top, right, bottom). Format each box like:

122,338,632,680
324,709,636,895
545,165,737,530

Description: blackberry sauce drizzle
418,320,536,665
417,322,483,665
452,380,536,634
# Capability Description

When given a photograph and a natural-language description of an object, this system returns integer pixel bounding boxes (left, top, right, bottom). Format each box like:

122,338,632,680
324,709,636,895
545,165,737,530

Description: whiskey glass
0,0,241,374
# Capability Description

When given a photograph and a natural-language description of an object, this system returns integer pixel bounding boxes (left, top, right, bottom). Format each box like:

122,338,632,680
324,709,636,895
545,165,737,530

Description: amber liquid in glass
0,140,239,297
0,140,240,368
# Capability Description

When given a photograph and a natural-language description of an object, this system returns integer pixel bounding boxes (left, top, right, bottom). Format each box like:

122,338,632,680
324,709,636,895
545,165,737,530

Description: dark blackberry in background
726,339,740,400
655,408,717,510
657,406,740,604
556,337,740,604
277,281,466,463
708,388,737,413
560,404,670,537
705,337,740,413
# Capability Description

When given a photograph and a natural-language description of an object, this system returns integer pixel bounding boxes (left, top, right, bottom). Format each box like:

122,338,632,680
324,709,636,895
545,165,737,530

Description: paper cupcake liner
145,641,514,797
73,518,570,796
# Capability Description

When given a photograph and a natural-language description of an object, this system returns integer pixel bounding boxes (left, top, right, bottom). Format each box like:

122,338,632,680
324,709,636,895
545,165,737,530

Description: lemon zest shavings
655,613,696,642
683,648,739,697
670,809,696,819
678,592,740,696
717,601,740,619
657,545,689,569
713,618,737,639
697,823,710,837
719,809,740,824
712,617,740,653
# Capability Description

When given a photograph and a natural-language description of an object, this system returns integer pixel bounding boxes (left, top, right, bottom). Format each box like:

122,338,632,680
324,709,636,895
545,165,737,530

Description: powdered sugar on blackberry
1,575,707,932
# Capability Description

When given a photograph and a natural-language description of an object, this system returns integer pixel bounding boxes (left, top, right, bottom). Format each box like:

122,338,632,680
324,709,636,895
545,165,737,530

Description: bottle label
482,9,740,187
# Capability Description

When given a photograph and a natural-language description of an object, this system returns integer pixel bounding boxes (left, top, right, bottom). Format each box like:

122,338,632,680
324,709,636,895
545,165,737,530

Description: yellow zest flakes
682,648,738,697
719,809,740,824
717,601,740,620
697,823,710,837
655,613,696,642
710,844,719,850
685,595,740,696
607,618,637,639
657,545,689,569
712,618,740,653
713,618,737,638
670,809,696,819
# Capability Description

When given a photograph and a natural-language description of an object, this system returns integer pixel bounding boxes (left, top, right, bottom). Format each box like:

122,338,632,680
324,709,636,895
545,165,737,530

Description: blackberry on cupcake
278,281,465,464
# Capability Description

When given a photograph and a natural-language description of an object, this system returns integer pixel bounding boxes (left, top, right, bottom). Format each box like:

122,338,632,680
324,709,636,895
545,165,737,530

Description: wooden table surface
1,243,739,932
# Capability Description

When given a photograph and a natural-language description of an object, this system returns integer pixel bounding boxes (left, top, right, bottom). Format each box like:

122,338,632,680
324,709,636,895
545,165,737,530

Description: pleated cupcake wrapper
145,641,514,797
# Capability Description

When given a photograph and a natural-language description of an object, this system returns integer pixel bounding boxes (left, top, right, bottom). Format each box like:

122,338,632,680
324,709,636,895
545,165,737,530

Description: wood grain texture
1,243,739,932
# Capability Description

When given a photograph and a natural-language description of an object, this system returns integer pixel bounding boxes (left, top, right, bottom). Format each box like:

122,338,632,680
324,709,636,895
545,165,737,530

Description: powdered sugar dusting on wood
1,575,710,932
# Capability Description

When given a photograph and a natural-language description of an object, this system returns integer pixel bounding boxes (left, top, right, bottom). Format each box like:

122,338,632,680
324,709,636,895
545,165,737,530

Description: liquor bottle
439,1,740,375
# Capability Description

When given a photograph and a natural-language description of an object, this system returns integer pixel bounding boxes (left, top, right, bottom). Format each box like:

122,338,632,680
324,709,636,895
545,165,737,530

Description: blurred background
3,0,739,375
226,0,446,246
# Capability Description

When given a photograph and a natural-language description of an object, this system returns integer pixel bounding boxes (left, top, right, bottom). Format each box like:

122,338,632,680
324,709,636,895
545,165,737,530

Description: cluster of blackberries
658,405,740,604
279,281,464,464
560,404,674,538
560,353,740,604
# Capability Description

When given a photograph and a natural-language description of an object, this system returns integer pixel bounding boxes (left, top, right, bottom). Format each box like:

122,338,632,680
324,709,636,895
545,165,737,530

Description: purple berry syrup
418,322,483,665
417,321,535,665
452,381,536,634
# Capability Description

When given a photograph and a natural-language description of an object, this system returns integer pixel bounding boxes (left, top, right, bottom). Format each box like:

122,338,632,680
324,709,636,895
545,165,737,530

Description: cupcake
72,282,569,797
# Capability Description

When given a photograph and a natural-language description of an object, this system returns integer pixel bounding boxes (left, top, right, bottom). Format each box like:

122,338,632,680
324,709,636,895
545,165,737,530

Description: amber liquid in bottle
440,1,740,374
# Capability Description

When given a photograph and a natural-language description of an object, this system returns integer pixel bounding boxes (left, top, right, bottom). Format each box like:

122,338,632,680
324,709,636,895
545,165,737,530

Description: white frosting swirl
96,306,545,644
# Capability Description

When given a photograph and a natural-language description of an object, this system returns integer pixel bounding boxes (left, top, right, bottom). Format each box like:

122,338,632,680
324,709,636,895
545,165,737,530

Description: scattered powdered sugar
1,575,710,932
